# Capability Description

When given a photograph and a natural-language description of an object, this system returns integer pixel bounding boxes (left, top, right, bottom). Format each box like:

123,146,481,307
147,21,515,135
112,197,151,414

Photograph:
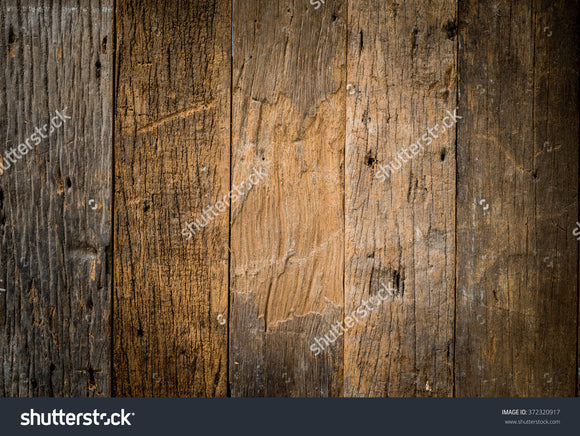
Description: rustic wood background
0,0,578,397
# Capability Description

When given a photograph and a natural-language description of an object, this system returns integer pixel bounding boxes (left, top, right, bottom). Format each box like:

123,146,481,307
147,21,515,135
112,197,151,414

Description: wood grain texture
344,0,457,397
456,0,579,397
0,0,112,396
0,0,578,399
230,0,346,397
113,0,230,396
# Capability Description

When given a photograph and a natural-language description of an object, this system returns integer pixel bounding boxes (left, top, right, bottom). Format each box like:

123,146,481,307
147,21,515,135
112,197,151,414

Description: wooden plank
344,0,457,397
456,0,579,396
0,0,112,396
230,0,346,396
113,0,230,396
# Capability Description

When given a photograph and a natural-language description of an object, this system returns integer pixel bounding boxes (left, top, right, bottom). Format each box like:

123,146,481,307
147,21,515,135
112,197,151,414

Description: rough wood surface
344,0,457,397
1,0,579,399
455,0,579,397
230,0,346,397
0,0,112,396
113,0,230,396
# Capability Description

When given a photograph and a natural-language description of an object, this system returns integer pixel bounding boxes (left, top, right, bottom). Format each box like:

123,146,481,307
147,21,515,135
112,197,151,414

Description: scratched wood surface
455,0,579,397
0,0,578,397
229,0,346,397
112,0,230,396
344,0,457,397
0,0,113,396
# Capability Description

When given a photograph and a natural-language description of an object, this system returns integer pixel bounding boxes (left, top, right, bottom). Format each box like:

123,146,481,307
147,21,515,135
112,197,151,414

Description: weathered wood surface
0,0,578,398
456,0,579,397
0,0,113,396
230,0,346,397
113,0,230,396
345,0,457,397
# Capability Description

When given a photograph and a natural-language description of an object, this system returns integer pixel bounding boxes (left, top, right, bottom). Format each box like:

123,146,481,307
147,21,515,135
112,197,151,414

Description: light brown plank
230,0,346,396
344,0,457,397
113,0,230,396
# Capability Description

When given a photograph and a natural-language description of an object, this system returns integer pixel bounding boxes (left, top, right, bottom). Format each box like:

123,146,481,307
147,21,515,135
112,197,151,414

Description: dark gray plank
0,0,113,396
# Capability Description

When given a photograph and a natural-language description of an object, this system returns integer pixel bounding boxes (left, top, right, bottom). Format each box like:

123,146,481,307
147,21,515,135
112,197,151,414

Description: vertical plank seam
343,0,348,398
110,0,118,397
529,1,536,398
452,0,459,398
227,0,234,398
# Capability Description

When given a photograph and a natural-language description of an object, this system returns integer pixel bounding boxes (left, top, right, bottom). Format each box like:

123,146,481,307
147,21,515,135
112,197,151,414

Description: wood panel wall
0,0,578,397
